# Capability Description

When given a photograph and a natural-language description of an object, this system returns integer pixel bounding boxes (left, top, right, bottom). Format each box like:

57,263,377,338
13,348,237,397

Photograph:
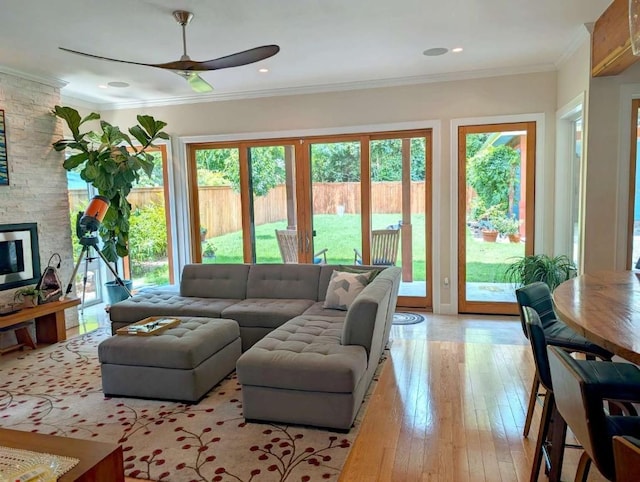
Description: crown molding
554,24,592,69
59,93,102,111
98,63,557,111
0,65,68,89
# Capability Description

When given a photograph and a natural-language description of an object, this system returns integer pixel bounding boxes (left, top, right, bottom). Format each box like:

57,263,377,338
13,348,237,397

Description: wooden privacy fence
69,182,426,238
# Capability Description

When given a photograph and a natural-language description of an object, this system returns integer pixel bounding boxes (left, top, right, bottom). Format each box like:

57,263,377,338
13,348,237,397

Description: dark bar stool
516,282,613,437
547,346,640,481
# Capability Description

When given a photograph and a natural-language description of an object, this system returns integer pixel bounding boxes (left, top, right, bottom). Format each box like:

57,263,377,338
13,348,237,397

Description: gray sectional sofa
108,263,401,429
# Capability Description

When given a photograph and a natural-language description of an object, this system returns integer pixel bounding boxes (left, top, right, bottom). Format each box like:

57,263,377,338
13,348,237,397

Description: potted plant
14,286,43,308
52,106,169,303
492,214,522,242
202,240,217,260
200,226,208,243
479,206,503,243
504,254,576,291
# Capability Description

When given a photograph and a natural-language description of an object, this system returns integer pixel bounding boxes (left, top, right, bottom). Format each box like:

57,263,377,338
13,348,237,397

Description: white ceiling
0,0,612,109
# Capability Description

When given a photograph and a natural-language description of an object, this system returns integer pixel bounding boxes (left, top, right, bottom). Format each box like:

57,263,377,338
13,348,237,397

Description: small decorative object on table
116,317,180,336
13,287,43,309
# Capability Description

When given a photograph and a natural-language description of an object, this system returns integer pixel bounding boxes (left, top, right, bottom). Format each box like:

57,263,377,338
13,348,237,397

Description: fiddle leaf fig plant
52,105,169,263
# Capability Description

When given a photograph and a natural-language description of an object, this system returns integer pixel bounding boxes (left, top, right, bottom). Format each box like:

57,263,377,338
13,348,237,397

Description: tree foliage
193,139,427,195
467,144,520,219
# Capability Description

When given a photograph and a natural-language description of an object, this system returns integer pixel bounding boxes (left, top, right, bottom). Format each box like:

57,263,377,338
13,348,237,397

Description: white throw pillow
323,270,373,310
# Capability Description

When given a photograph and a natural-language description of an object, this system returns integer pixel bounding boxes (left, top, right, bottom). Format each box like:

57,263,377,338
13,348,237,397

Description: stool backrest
523,306,553,390
547,345,613,479
515,282,556,338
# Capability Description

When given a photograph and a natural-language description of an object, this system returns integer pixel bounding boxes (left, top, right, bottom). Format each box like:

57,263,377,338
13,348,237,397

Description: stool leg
524,373,541,437
575,451,592,482
547,402,567,482
530,390,554,482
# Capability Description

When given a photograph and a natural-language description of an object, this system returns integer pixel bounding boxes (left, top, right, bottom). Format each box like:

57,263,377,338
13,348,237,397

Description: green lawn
202,215,522,282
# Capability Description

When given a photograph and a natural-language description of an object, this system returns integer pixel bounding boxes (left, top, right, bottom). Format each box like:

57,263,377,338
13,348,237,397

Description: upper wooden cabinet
592,0,639,77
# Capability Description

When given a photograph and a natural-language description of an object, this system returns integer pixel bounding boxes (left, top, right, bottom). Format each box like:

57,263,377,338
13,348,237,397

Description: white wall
554,36,590,265
101,70,557,311
0,72,77,327
584,61,640,272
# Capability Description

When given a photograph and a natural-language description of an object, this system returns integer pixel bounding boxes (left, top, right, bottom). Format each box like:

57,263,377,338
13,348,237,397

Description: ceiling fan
59,10,280,93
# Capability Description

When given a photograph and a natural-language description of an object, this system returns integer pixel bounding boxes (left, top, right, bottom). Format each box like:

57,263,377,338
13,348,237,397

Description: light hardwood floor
69,311,608,481
340,314,608,482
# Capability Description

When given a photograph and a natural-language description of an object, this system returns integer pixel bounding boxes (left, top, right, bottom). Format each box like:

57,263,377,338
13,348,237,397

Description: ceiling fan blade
196,45,280,71
180,72,213,93
59,47,161,68
60,45,280,72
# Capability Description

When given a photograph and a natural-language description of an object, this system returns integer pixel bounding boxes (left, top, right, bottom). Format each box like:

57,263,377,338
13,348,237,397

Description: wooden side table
0,298,80,346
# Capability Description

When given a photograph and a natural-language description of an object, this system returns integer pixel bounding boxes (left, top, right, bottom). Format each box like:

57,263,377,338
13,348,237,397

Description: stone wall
0,71,77,327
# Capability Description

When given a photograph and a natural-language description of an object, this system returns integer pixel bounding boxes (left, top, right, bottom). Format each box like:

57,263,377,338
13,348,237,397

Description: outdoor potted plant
492,214,522,243
14,286,43,308
202,240,217,261
52,106,169,304
479,206,503,243
504,253,576,291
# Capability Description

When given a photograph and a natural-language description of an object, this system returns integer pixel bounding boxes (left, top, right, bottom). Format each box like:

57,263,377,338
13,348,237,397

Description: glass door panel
248,144,296,263
127,147,173,288
369,135,431,305
67,172,103,306
458,123,535,314
193,147,243,264
308,140,362,265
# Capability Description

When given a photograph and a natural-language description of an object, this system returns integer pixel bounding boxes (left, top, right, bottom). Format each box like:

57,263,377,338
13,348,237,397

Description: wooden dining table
553,270,640,364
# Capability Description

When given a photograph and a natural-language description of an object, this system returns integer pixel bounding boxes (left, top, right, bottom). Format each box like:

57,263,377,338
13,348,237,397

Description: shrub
129,202,168,262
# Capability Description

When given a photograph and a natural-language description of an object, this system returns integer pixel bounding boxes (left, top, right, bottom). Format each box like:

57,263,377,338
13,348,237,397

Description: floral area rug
0,328,378,481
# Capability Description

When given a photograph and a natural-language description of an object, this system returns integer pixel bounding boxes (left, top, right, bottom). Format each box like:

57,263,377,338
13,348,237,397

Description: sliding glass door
187,128,432,309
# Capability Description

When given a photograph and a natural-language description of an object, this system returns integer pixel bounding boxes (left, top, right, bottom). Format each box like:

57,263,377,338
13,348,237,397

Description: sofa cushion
341,271,394,356
246,264,320,300
323,270,373,310
236,316,367,393
303,301,348,319
318,264,382,301
108,292,240,323
221,298,315,329
180,263,250,299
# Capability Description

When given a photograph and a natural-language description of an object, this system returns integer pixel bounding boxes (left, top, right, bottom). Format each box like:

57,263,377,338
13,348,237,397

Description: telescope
64,195,132,302
79,195,110,233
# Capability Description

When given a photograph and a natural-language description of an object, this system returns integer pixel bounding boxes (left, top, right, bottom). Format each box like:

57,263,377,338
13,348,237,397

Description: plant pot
481,230,498,243
508,233,521,243
22,295,38,309
105,280,133,305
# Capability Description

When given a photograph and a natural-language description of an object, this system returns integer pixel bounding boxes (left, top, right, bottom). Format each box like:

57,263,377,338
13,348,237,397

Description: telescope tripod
63,235,132,306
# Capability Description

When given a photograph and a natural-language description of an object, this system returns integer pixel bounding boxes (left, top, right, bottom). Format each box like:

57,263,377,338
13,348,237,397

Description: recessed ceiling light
258,68,269,73
107,81,130,88
98,84,108,89
423,47,448,56
452,47,463,53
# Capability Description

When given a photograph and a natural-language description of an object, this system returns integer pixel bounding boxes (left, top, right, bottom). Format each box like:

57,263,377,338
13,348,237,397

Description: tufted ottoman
98,317,241,402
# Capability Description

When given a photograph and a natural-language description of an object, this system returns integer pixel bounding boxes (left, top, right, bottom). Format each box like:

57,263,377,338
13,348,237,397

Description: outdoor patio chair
275,229,328,264
354,228,400,266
